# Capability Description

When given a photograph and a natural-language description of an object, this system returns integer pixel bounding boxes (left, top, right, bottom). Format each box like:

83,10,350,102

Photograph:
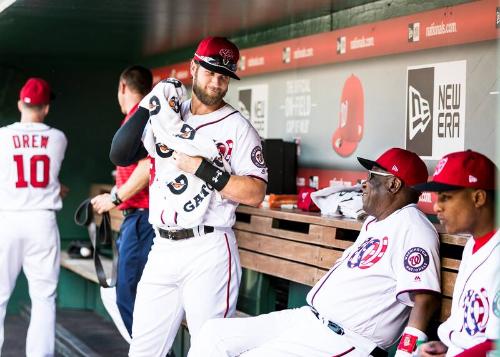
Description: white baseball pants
0,210,60,357
188,306,376,357
129,228,241,357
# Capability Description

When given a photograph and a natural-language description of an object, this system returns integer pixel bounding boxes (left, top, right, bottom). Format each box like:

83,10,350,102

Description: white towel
141,78,230,228
310,184,366,220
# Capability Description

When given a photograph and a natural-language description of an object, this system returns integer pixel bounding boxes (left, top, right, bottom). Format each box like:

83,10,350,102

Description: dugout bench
61,184,466,356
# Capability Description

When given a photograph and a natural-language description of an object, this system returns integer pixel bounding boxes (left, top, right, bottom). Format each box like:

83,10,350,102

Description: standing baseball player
0,78,67,357
91,65,155,342
109,36,267,357
189,148,441,357
414,150,498,357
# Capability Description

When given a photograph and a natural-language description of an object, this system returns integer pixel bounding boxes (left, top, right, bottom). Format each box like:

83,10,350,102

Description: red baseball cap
19,77,54,105
413,150,497,192
194,37,240,80
332,74,364,157
358,147,428,187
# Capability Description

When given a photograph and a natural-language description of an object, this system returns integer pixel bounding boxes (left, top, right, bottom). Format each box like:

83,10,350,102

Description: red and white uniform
188,204,441,357
0,122,67,357
437,231,499,356
129,98,268,357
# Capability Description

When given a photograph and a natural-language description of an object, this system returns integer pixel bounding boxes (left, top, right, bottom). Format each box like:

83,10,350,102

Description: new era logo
469,175,478,183
392,165,399,172
408,86,432,140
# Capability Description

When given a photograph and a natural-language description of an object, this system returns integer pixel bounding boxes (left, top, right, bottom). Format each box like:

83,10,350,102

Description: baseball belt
158,225,214,240
309,307,388,357
74,198,117,288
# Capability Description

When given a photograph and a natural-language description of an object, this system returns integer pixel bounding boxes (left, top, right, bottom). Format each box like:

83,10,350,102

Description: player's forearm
220,176,267,206
395,293,440,356
407,292,439,331
116,158,150,201
110,106,149,166
173,153,267,206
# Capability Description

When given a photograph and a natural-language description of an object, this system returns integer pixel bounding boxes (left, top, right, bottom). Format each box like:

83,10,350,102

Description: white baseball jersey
437,230,499,356
0,122,67,211
307,204,441,350
145,98,267,229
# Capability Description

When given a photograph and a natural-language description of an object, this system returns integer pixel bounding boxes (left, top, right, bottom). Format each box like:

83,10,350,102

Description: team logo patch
168,96,181,113
404,247,429,273
347,237,388,269
251,146,266,168
149,95,161,115
167,174,188,195
462,288,490,335
492,290,500,318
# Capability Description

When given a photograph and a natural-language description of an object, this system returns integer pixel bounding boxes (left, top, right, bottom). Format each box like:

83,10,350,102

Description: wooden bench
233,205,467,322
76,184,466,324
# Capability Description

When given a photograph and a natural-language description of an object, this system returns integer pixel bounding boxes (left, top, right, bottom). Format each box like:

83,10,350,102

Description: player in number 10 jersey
0,122,66,210
0,78,67,357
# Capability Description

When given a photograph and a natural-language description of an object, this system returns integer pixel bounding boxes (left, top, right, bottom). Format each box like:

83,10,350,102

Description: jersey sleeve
53,129,68,161
485,249,499,340
229,118,268,182
394,217,441,306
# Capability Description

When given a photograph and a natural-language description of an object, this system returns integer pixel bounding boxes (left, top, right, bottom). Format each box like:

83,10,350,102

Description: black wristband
195,159,230,191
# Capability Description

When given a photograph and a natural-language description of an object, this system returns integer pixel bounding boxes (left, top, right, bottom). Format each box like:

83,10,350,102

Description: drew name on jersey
12,134,49,149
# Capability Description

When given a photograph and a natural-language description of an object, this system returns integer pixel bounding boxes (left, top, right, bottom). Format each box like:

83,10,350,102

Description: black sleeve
109,106,150,166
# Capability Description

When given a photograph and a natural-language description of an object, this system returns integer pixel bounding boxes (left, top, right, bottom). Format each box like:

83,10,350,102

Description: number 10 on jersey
13,154,50,188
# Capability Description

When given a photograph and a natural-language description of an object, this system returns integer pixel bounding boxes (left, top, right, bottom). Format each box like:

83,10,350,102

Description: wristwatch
110,186,123,206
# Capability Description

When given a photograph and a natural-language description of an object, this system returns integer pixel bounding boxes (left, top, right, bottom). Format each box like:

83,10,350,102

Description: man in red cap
0,78,67,356
414,150,498,357
109,37,267,356
189,148,440,357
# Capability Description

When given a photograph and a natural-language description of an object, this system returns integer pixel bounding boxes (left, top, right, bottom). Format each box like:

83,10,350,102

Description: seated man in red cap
188,147,441,357
414,150,498,357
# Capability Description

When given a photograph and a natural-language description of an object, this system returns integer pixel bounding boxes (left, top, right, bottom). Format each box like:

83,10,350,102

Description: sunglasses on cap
196,54,237,72
366,170,394,181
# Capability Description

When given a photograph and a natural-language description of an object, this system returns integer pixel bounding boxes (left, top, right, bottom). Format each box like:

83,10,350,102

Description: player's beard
192,73,227,106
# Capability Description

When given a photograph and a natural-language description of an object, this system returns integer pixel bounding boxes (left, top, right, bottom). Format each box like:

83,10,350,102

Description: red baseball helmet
332,74,364,157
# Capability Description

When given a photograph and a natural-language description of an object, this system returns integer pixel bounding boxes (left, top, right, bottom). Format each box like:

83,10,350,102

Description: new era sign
405,61,466,159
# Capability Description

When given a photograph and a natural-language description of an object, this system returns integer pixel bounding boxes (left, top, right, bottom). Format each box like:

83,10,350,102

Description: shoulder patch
404,247,430,273
493,290,500,318
251,146,266,168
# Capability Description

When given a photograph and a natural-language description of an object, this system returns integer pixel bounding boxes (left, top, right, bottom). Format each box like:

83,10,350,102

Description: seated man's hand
91,193,115,214
418,341,448,357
